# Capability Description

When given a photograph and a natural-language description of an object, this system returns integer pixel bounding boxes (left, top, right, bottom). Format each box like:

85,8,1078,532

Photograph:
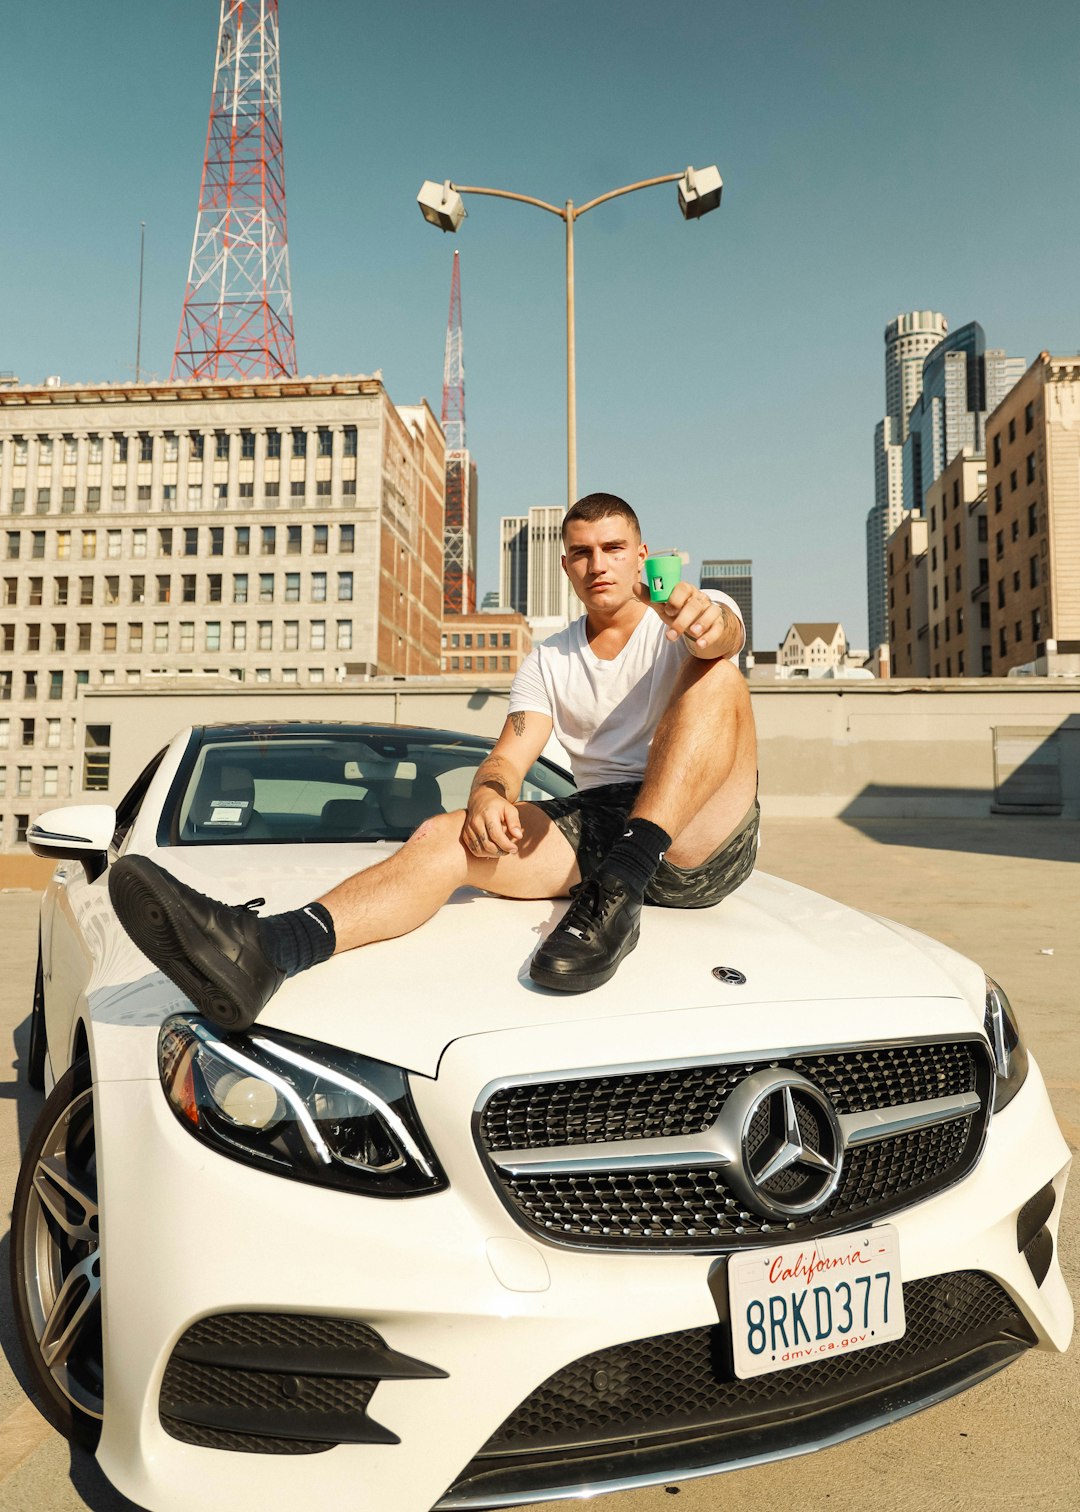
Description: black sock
256,902,336,978
602,818,673,897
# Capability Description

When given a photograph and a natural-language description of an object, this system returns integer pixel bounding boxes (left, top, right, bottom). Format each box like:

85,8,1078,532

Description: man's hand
461,784,525,857
633,580,738,658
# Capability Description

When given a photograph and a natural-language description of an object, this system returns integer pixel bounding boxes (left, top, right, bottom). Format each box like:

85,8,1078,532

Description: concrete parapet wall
80,677,1080,824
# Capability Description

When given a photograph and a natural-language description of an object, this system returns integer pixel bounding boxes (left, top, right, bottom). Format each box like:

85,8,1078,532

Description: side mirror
29,805,117,881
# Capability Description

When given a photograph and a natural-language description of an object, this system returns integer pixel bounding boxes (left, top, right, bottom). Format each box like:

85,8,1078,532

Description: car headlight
158,1015,447,1197
984,975,1029,1113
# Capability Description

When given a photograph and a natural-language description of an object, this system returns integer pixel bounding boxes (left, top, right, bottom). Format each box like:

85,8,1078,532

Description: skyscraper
498,507,565,621
903,322,1025,514
701,559,752,672
867,312,948,648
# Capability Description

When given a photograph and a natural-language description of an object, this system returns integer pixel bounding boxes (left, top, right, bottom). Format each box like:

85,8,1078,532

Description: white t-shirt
508,592,744,790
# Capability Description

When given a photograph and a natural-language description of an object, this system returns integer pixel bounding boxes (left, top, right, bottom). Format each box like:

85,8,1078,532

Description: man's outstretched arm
462,709,554,857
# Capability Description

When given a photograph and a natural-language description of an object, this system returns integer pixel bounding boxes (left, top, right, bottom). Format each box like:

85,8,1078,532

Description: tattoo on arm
510,711,526,736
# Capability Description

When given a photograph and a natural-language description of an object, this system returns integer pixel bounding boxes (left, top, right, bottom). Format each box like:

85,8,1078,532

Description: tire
10,1055,103,1447
25,943,47,1091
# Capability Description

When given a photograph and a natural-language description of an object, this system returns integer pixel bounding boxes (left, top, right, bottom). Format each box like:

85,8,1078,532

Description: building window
1010,519,1019,543
259,573,274,603
32,531,46,559
52,624,66,653
231,622,247,651
315,479,331,497
184,527,199,556
233,573,249,604
285,572,300,602
206,622,221,652
102,623,117,652
1027,502,1038,536
261,526,276,555
257,621,272,651
83,724,111,791
1009,470,1017,493
207,574,223,603
1029,556,1039,588
179,622,195,652
337,572,353,601
290,479,305,498
48,670,63,703
153,623,169,652
183,574,197,604
317,428,333,457
339,524,354,553
214,431,229,460
311,571,327,602
255,669,271,684
1032,608,1042,644
210,527,224,556
287,525,302,555
36,488,52,511
128,623,143,652
266,430,281,458
284,621,299,651
0,672,10,701
291,429,307,458
1026,453,1036,485
310,621,326,650
240,430,255,459
138,432,153,462
46,718,60,749
313,524,328,554
17,767,32,797
994,531,1003,561
343,427,357,457
336,620,352,651
308,667,325,683
235,526,250,556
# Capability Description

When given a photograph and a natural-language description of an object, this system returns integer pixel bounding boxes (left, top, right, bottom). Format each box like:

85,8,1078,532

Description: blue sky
2,0,1079,644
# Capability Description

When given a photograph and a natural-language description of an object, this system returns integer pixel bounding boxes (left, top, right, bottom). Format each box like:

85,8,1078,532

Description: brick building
440,611,532,677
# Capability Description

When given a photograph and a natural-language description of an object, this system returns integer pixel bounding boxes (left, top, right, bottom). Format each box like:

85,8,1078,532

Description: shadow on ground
838,805,1080,862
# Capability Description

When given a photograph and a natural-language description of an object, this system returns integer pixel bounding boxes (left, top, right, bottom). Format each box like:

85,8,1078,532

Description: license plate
726,1225,906,1379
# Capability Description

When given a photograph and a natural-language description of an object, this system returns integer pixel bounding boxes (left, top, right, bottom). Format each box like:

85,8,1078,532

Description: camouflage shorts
530,781,760,909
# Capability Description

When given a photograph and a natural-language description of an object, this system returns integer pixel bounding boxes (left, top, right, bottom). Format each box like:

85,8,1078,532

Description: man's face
561,515,647,611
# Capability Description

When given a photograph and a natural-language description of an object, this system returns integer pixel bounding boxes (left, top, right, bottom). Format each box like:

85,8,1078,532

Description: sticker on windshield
207,799,250,824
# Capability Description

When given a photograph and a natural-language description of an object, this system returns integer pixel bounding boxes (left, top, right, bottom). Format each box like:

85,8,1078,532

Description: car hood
89,843,986,1078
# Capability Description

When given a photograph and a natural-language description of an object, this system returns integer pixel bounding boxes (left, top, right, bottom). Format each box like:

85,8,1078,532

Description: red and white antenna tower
442,251,477,614
442,251,465,452
172,0,296,380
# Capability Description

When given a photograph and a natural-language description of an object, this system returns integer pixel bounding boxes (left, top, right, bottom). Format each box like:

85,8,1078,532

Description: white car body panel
23,725,1073,1512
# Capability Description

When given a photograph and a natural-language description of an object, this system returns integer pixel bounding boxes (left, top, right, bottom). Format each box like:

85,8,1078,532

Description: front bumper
94,1031,1072,1512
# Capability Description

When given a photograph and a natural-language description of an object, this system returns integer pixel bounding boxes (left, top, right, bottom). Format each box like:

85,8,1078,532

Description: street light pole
565,199,576,507
417,165,723,616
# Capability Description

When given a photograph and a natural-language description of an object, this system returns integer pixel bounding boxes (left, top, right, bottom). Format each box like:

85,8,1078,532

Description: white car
11,720,1073,1512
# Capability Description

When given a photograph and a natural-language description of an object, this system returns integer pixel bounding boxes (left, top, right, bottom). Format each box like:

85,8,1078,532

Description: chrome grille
475,1040,992,1251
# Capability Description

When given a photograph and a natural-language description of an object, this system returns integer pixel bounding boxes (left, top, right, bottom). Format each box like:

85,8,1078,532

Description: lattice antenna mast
172,0,296,380
441,251,475,614
442,250,465,451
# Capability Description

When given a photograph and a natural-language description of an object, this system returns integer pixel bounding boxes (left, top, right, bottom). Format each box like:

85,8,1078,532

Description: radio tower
442,251,477,614
172,0,296,380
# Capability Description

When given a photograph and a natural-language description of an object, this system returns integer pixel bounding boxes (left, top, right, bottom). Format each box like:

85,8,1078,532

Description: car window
167,732,575,846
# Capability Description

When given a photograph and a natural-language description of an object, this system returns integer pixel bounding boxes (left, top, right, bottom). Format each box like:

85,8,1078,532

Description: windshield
166,729,575,846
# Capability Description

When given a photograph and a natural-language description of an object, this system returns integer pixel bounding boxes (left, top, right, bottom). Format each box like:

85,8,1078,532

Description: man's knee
410,809,465,848
679,653,750,708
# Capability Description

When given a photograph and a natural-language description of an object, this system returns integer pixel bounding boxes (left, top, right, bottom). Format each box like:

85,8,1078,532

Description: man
109,493,759,1032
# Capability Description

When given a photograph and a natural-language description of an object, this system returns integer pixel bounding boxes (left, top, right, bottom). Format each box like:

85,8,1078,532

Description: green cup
644,553,682,603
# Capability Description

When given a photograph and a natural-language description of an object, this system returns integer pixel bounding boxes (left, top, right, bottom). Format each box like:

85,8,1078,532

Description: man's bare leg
319,802,581,953
629,654,757,866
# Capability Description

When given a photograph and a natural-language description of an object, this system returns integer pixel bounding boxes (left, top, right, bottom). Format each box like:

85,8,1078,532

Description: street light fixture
416,165,722,520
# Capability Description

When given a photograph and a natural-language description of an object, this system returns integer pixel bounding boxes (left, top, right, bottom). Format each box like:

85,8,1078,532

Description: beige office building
922,450,990,678
0,375,444,848
986,353,1080,674
887,515,930,676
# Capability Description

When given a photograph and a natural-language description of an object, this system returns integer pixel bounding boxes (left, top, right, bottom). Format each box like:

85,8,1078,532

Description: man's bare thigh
463,800,581,900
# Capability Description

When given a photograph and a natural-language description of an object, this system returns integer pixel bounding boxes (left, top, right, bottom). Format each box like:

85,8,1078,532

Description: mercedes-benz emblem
712,966,746,984
722,1069,843,1220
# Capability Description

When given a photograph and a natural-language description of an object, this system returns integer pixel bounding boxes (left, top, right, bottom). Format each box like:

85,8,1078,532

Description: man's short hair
561,492,641,542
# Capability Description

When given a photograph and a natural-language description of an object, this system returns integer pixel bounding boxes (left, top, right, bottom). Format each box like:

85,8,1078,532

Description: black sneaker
108,856,285,1033
529,872,642,993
